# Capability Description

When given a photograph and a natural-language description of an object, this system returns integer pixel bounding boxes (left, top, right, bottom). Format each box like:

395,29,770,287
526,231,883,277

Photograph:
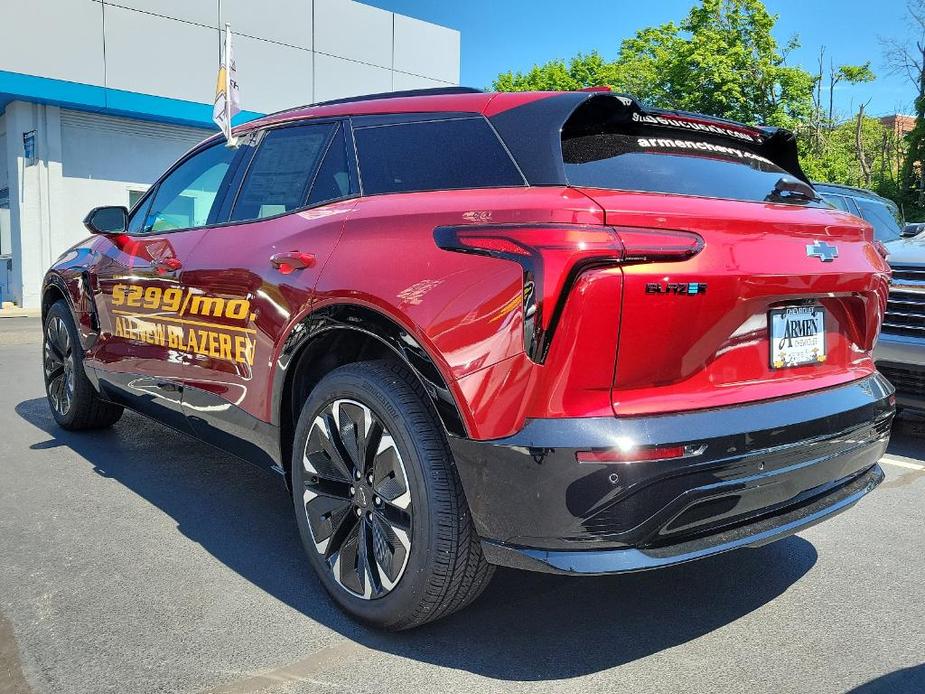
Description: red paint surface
46,93,889,443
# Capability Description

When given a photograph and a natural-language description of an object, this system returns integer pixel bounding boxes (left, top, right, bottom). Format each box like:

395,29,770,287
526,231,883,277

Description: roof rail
310,86,483,108
256,86,484,121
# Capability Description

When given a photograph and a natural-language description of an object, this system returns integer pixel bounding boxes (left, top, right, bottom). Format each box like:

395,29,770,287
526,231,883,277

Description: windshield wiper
766,175,820,203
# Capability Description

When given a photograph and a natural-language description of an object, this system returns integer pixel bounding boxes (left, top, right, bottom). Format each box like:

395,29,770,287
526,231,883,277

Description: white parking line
880,455,925,471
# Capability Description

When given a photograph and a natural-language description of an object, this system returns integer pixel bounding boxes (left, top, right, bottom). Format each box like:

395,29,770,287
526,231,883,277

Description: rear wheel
291,360,493,630
43,300,123,430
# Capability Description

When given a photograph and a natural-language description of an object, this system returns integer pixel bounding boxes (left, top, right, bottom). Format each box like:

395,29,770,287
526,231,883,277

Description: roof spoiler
489,92,810,185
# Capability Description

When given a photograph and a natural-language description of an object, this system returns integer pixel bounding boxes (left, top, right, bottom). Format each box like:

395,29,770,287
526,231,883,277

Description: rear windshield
562,130,819,206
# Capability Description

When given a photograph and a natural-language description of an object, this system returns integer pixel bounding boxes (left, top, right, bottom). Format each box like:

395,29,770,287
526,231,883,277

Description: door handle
270,251,316,274
155,257,183,272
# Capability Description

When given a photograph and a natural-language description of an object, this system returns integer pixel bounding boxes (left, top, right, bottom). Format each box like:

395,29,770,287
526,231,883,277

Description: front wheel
43,300,123,430
291,360,493,630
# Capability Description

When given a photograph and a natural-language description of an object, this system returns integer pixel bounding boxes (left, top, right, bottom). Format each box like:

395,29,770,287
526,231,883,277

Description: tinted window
141,144,237,233
355,118,523,195
307,125,351,206
563,132,821,205
855,198,903,242
230,123,335,222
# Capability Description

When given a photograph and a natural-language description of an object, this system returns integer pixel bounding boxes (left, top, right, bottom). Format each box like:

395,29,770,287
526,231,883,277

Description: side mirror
83,206,128,234
900,223,923,238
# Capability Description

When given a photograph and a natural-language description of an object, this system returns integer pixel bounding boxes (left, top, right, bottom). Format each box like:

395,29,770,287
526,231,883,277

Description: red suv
42,87,894,629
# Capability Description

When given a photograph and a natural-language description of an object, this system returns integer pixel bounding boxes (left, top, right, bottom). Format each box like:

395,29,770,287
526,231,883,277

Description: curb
0,309,41,319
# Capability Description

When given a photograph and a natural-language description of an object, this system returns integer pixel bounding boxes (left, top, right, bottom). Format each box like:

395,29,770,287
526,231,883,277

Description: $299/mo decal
110,283,256,365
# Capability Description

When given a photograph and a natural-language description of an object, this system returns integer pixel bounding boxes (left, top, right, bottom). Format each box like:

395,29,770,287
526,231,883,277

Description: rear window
354,118,524,195
563,130,818,205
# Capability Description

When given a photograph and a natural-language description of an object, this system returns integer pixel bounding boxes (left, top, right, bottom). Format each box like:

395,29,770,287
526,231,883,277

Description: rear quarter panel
314,187,605,437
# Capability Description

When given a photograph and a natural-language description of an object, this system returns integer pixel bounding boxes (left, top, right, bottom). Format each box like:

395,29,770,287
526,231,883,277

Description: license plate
769,305,827,369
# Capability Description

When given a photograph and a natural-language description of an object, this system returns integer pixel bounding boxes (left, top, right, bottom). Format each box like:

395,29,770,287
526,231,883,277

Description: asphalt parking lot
1,315,923,694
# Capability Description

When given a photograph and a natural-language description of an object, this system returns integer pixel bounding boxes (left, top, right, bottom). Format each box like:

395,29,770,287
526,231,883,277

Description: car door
85,139,251,431
169,120,359,467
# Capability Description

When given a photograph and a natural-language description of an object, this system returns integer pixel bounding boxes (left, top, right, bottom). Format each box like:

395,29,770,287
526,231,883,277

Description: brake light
434,224,703,361
617,228,704,262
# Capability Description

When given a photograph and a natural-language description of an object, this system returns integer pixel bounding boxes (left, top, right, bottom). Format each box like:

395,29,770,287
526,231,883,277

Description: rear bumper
449,374,894,574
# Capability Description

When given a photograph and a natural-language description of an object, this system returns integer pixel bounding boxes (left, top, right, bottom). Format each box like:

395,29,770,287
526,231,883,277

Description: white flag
213,24,241,145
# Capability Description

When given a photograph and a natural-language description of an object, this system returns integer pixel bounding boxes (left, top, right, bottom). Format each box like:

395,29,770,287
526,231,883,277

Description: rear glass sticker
632,112,758,143
636,138,774,165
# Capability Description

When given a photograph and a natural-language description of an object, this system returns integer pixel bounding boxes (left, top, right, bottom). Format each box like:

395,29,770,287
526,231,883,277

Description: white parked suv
877,235,925,412
814,183,924,411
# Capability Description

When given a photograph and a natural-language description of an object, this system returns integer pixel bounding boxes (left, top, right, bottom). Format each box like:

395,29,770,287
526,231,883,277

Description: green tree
799,115,900,193
884,0,925,215
492,51,618,92
491,0,902,205
827,62,876,124
491,0,816,129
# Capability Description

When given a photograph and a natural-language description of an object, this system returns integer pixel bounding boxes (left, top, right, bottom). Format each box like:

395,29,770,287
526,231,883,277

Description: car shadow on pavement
17,397,819,682
846,664,925,693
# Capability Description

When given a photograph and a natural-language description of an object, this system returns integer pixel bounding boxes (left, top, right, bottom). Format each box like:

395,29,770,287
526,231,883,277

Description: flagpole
212,20,240,147
224,23,237,147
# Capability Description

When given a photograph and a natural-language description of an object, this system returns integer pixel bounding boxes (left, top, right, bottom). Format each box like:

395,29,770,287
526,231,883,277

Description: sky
368,0,918,118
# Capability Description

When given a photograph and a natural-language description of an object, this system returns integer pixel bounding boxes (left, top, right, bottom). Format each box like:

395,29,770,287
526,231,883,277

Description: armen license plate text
770,305,827,369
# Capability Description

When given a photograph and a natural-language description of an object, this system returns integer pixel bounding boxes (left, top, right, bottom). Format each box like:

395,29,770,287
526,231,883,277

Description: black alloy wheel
44,313,75,417
291,361,495,630
301,398,413,599
42,300,123,430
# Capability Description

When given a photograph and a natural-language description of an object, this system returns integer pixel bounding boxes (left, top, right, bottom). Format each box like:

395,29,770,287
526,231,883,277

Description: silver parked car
814,183,904,244
815,183,924,412
876,235,925,412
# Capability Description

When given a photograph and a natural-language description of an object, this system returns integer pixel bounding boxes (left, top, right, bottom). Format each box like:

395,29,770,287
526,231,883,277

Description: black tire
291,360,494,630
43,300,123,430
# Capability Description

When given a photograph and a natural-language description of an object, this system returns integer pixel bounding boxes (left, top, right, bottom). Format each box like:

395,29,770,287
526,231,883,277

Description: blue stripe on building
0,70,262,129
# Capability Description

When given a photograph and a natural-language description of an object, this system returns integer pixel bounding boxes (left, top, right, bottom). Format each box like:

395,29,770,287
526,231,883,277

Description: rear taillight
435,224,703,361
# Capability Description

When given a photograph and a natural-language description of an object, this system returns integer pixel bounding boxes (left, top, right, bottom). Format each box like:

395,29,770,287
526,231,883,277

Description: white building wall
0,0,461,307
2,103,212,307
0,1,106,86
58,111,212,251
3,101,55,309
0,0,460,114
0,114,10,265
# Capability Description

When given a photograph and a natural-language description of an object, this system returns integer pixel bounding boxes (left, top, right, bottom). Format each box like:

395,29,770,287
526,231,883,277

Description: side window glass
230,123,335,222
354,117,524,195
824,194,850,213
127,193,154,233
856,198,903,243
307,125,351,206
142,144,237,233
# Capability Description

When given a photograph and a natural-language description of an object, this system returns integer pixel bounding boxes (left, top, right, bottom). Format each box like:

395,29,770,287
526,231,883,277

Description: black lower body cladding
449,374,895,575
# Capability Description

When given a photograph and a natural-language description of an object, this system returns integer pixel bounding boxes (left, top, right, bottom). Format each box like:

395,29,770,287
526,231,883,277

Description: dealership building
0,0,460,308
